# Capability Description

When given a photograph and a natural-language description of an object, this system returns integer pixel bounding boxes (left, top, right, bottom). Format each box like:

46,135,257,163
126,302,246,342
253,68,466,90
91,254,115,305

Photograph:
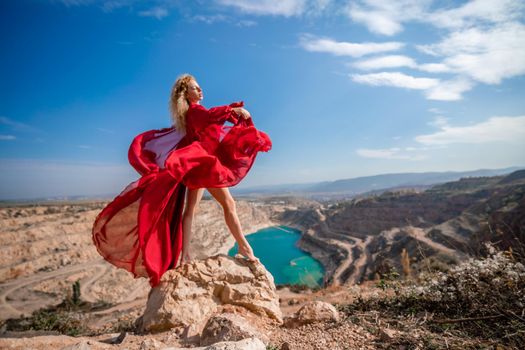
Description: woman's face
186,79,203,104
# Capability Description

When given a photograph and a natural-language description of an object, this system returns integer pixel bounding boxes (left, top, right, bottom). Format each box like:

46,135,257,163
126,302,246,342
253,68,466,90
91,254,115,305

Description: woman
92,73,272,287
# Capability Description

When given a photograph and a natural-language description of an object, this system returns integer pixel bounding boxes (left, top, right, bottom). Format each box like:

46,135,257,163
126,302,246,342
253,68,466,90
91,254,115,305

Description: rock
283,301,340,328
97,331,127,345
280,342,292,350
139,338,166,350
61,340,91,350
378,327,398,342
196,337,266,350
113,331,127,344
140,254,282,334
200,313,268,346
139,337,266,350
60,256,71,266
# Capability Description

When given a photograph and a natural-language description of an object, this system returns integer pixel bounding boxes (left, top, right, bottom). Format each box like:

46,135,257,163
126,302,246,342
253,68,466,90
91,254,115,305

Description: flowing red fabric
92,101,271,287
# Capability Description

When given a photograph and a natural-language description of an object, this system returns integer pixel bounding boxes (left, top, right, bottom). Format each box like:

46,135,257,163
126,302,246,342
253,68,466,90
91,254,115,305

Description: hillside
0,171,524,348
232,166,523,199
273,170,525,286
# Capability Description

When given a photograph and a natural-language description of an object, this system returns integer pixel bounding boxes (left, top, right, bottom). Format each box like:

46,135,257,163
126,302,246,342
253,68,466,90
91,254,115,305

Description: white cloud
190,14,258,27
351,54,454,74
424,78,474,101
356,115,525,163
418,22,525,85
309,0,331,12
0,135,16,141
215,0,306,17
59,0,330,18
58,0,96,6
428,116,449,128
191,14,228,24
346,7,402,36
215,0,332,17
350,72,474,101
100,0,135,13
404,146,429,152
341,1,525,99
417,63,452,73
415,115,525,145
351,72,439,90
352,55,416,70
347,54,477,101
0,116,37,132
138,6,168,19
58,0,139,13
428,0,525,29
299,34,403,57
356,147,427,160
345,0,523,35
428,108,443,114
345,22,525,100
345,0,431,36
236,19,258,27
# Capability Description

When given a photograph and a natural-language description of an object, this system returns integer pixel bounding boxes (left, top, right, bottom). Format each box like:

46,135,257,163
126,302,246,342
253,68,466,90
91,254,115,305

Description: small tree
401,248,412,279
72,280,81,306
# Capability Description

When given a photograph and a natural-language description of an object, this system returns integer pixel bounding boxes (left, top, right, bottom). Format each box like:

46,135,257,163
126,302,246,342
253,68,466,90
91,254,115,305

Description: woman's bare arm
233,107,251,120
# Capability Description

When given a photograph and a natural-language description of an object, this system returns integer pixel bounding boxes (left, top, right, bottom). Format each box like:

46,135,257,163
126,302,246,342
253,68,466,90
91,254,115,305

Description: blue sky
1,0,525,200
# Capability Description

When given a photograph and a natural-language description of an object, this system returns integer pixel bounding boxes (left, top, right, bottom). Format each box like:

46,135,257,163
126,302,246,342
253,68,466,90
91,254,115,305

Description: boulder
283,301,340,328
61,340,91,350
139,338,166,350
378,327,399,342
200,313,268,346
139,254,282,334
183,337,266,350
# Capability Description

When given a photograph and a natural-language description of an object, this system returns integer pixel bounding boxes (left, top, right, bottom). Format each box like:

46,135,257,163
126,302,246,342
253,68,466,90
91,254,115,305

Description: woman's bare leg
181,188,204,265
207,187,258,262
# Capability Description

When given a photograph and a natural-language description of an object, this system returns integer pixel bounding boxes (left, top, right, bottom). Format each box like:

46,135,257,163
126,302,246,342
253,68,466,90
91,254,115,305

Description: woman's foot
180,251,192,265
237,244,259,263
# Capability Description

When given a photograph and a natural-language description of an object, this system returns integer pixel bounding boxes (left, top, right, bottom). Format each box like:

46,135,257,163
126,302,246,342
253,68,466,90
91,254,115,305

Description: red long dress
91,101,272,287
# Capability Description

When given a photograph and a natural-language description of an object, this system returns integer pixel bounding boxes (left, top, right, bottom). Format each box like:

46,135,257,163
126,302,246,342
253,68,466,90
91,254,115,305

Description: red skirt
92,118,271,287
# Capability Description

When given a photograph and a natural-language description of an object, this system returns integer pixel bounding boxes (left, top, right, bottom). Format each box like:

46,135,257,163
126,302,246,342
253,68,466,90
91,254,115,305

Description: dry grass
336,243,525,349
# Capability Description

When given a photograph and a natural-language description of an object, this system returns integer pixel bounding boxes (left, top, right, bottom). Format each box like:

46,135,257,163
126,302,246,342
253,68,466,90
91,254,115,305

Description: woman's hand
233,107,251,120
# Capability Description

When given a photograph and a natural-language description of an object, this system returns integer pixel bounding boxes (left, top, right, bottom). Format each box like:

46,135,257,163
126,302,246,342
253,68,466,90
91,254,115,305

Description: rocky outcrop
138,254,282,334
283,301,340,328
200,313,268,346
189,337,265,350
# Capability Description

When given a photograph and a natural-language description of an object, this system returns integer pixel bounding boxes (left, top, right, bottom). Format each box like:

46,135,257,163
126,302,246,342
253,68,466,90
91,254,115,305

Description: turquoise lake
228,225,324,288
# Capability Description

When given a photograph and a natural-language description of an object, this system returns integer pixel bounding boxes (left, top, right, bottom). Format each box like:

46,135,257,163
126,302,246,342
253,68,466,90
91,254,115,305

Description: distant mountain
0,193,116,205
233,166,524,198
3,166,523,203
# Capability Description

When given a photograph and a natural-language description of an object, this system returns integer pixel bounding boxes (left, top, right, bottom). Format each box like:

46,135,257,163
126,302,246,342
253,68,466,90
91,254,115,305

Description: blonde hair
169,73,196,132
